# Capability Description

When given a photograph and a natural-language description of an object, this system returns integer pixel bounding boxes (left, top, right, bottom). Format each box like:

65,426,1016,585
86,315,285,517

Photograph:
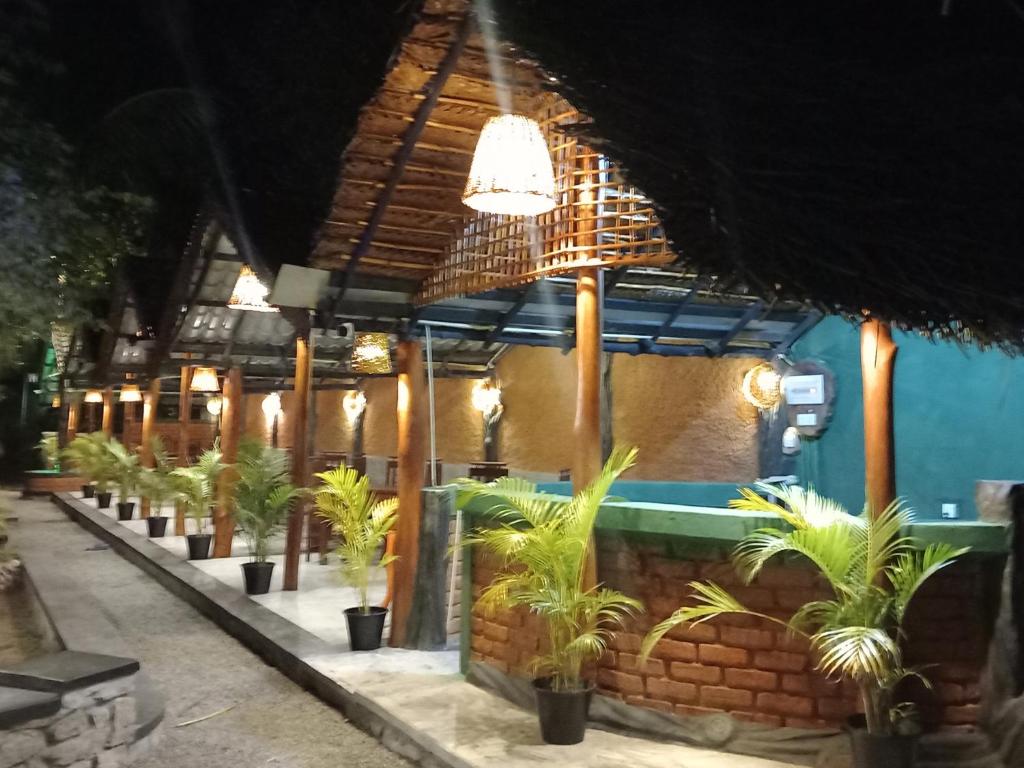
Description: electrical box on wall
781,362,835,438
783,374,826,405
941,502,960,520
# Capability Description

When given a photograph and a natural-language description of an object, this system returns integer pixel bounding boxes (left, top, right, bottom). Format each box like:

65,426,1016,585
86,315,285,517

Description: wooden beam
214,367,242,557
283,329,312,590
390,339,427,647
175,366,192,536
711,300,765,356
861,319,898,517
139,379,159,518
331,15,473,313
101,387,114,437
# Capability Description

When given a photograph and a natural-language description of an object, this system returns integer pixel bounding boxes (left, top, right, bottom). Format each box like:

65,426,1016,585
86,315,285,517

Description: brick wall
469,534,999,730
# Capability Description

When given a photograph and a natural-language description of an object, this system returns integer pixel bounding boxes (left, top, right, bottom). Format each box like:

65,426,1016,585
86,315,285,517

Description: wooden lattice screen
415,101,676,305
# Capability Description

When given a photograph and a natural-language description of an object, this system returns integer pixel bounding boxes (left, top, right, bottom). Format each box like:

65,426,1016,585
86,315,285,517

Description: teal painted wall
792,316,1024,520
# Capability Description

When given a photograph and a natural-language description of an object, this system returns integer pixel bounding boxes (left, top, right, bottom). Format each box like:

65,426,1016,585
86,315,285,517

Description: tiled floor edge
51,493,474,768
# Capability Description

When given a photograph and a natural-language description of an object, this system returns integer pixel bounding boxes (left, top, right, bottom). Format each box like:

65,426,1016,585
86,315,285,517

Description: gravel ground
5,492,407,768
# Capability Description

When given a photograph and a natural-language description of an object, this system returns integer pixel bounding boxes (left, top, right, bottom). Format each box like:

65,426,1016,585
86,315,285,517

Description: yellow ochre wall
239,346,760,482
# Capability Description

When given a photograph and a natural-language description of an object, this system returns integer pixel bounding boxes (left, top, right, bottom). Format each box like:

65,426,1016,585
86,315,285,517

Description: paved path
5,492,406,768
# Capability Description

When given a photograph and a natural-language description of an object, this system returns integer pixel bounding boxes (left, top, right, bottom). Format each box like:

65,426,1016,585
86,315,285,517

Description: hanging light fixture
351,332,392,374
189,367,220,393
742,363,782,412
84,389,103,404
462,114,557,216
471,379,503,418
51,395,61,409
119,384,142,403
343,390,367,424
206,395,223,417
227,264,277,312
50,321,74,373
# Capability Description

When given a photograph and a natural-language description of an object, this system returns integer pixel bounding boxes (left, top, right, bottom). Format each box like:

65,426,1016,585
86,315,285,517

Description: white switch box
941,503,959,520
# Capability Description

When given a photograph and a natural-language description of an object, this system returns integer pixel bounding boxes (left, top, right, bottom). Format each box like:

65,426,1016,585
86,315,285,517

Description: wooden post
861,318,898,516
123,400,137,449
175,366,192,535
139,379,160,518
66,396,79,443
101,387,114,437
214,367,242,557
391,339,427,647
283,329,312,591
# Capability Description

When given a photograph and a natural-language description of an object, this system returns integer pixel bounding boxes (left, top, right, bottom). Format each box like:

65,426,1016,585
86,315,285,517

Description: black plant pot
533,679,593,745
344,606,387,651
848,718,917,768
146,516,168,538
96,491,112,509
116,501,135,521
186,534,212,560
241,561,276,595
81,484,95,498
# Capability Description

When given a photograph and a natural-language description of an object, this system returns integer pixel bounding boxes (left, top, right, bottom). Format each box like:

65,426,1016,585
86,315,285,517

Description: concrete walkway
5,492,406,768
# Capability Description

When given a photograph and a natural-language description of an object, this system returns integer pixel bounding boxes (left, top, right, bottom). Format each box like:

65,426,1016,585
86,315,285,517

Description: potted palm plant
172,444,226,560
459,447,643,745
106,439,141,520
63,432,106,498
233,439,302,594
138,437,176,538
313,465,398,650
87,433,117,509
640,483,969,768
36,434,60,471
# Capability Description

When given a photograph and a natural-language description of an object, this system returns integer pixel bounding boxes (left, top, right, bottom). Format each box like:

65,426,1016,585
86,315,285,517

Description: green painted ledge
457,493,1009,555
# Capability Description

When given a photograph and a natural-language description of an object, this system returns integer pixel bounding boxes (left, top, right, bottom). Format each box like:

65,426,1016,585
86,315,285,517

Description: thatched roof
485,0,1024,348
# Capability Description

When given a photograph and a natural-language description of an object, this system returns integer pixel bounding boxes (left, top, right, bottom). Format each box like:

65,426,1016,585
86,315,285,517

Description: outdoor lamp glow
261,392,282,420
741,363,782,412
343,390,367,423
206,395,223,417
471,379,502,417
118,384,142,403
189,367,220,393
462,114,556,216
227,264,277,312
84,389,103,404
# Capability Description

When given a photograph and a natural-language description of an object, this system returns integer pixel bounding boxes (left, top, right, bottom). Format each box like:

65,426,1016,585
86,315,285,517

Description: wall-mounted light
84,389,103,404
189,367,220,393
742,363,782,412
343,390,367,424
206,395,223,417
463,114,557,216
351,332,392,374
261,392,282,421
471,379,503,418
51,395,61,409
119,384,142,403
227,264,277,312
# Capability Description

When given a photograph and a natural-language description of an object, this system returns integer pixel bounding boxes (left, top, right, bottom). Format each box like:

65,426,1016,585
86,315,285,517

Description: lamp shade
84,389,103,404
206,396,222,416
189,367,220,393
351,332,392,374
742,363,782,411
471,379,502,416
119,384,142,403
227,265,277,312
343,390,367,423
462,114,557,216
261,392,282,419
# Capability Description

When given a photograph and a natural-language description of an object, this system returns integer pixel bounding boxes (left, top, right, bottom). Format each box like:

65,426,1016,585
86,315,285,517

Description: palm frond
888,542,968,620
813,626,901,681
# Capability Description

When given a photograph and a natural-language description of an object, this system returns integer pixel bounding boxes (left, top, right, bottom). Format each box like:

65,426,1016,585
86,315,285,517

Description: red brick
754,650,807,673
650,559,698,580
675,704,722,719
781,674,812,696
785,717,834,730
816,697,855,721
699,644,750,667
753,566,817,589
756,692,814,718
935,682,966,705
651,639,697,663
809,675,847,698
667,622,718,644
646,677,699,704
597,668,645,696
775,632,811,653
700,686,754,710
608,632,642,653
619,653,666,676
698,562,743,585
669,662,722,685
720,625,775,650
934,663,981,683
776,588,822,611
943,704,980,725
732,585,777,610
724,668,778,692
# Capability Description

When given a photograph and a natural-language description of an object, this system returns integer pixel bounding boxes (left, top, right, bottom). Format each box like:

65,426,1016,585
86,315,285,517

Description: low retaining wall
21,473,81,498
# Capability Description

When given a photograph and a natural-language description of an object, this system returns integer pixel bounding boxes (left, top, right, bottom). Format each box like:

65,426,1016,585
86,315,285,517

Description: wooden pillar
391,339,427,647
283,330,312,591
861,318,898,516
101,387,114,437
175,366,192,535
139,379,160,517
214,367,242,557
66,396,79,443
